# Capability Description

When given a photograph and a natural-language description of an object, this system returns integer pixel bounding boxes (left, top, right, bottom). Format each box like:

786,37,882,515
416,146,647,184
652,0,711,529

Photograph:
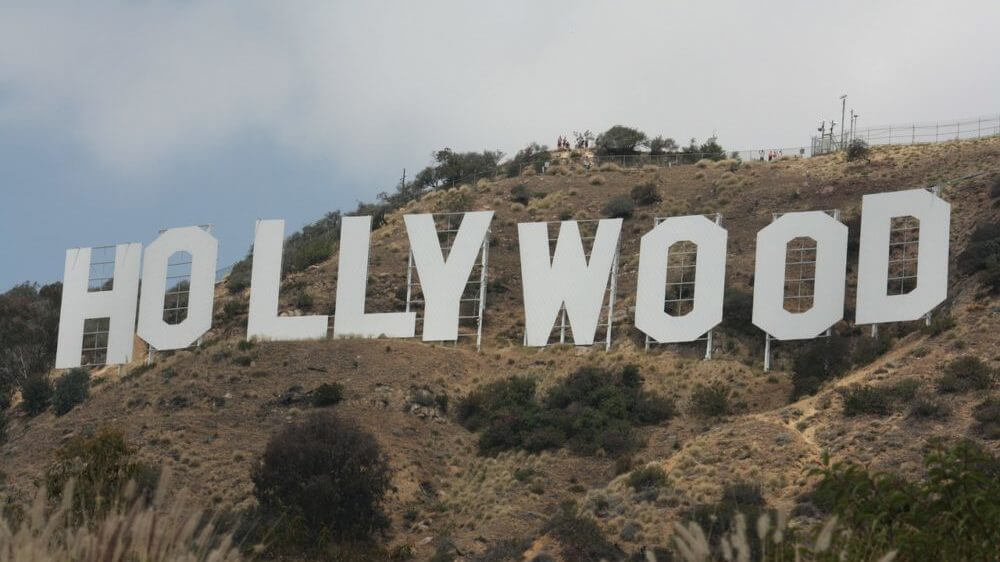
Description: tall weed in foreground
669,513,896,562
0,470,243,562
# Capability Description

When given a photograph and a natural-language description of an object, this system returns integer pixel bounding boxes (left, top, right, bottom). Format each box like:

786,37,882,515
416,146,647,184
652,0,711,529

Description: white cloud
0,1,997,186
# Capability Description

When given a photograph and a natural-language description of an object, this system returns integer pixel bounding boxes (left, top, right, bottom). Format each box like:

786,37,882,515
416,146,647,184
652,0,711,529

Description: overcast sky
1,1,998,290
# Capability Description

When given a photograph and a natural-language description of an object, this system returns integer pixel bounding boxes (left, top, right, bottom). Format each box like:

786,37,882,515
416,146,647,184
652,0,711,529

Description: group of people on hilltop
759,149,784,161
556,135,589,150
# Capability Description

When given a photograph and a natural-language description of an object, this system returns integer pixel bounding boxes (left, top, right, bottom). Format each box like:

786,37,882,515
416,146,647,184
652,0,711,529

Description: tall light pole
840,94,847,148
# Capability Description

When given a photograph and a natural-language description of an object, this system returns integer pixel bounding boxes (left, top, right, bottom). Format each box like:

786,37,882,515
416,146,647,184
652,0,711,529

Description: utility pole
839,94,847,149
849,109,855,142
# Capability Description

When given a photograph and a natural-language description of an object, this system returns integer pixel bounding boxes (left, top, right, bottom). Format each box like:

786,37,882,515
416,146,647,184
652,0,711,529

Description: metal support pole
559,308,567,344
474,230,490,352
404,250,413,313
605,241,621,352
146,343,155,366
871,324,878,338
764,333,772,372
839,95,846,148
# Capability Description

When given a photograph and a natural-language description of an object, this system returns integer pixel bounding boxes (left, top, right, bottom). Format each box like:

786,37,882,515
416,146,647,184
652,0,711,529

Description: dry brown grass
0,472,243,562
589,175,605,185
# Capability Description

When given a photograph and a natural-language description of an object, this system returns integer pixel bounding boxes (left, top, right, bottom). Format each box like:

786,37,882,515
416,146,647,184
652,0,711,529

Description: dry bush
694,171,706,180
669,513,897,562
546,165,569,176
0,471,242,562
598,162,622,172
521,167,537,177
588,175,605,185
695,159,711,169
719,172,741,189
642,164,659,172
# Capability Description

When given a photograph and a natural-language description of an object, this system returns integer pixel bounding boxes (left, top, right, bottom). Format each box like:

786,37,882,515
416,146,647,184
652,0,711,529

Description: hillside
3,138,1000,560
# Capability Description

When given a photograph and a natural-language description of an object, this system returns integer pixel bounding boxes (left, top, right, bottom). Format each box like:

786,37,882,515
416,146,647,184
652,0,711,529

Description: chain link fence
814,113,1000,154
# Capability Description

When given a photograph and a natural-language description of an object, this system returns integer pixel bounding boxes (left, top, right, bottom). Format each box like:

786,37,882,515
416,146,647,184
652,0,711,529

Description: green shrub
285,237,334,273
648,135,677,155
45,427,160,522
972,397,1000,439
923,311,956,336
722,289,755,338
221,298,248,321
312,383,345,407
682,483,777,561
689,382,731,418
252,412,392,550
21,374,52,416
602,196,634,219
845,139,870,162
473,537,533,562
884,376,921,402
457,365,674,457
790,335,850,399
841,385,892,416
627,465,667,492
542,502,623,562
850,335,892,367
232,355,253,367
595,125,647,156
0,385,11,411
506,143,549,177
958,223,1000,293
225,255,252,294
909,394,950,419
52,368,90,416
936,355,994,393
0,282,61,396
509,184,531,205
808,440,1000,561
629,182,661,206
292,289,314,311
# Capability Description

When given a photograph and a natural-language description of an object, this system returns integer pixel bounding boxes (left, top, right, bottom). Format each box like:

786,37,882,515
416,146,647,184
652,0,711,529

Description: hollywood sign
54,188,950,369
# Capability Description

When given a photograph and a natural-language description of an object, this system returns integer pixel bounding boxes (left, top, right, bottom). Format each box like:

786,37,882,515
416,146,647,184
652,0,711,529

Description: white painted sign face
247,219,329,341
752,211,848,340
333,215,416,339
52,189,955,367
855,189,950,324
404,211,493,341
635,215,727,343
137,226,218,351
518,219,622,346
55,243,142,368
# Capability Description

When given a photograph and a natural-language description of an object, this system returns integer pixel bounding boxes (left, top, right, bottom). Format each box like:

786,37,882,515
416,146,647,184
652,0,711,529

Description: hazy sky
1,1,998,290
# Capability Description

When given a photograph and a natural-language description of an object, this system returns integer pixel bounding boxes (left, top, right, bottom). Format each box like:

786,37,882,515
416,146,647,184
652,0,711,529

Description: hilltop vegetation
2,135,1000,561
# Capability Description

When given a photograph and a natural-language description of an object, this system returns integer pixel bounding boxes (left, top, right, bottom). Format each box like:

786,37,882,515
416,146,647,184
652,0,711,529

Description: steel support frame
868,186,939,339
644,214,721,360
404,212,491,351
763,209,840,372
